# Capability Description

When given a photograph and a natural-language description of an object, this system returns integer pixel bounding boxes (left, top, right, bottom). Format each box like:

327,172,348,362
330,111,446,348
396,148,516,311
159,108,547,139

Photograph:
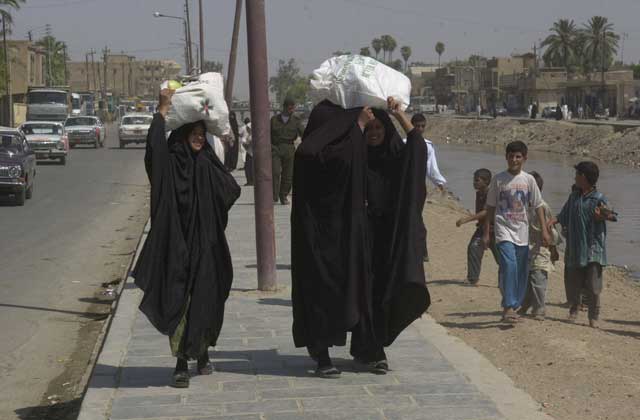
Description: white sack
165,72,231,137
310,55,411,111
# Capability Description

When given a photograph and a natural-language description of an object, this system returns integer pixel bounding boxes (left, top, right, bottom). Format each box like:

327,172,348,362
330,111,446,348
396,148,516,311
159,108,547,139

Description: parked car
64,116,105,148
0,127,36,205
119,113,153,148
541,107,555,119
19,121,69,165
496,107,508,117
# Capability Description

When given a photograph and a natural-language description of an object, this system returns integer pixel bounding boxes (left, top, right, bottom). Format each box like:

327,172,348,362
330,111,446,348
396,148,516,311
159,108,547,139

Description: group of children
456,141,616,327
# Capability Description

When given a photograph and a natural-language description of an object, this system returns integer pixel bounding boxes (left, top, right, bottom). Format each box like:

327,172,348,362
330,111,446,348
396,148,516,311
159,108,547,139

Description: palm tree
385,35,397,63
371,38,382,60
37,36,67,85
540,19,578,73
0,0,26,26
359,47,371,57
435,42,445,67
400,46,411,71
379,35,389,62
581,16,620,75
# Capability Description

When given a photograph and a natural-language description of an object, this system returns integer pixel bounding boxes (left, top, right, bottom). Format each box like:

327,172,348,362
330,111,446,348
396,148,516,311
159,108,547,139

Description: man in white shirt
410,113,446,192
239,117,253,186
409,113,447,262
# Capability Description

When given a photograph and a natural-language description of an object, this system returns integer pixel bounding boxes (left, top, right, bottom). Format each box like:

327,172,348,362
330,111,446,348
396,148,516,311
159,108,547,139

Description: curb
414,315,554,420
76,219,149,420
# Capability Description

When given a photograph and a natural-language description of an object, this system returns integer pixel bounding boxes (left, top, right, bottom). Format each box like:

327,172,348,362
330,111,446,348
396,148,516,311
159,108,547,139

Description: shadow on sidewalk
245,263,291,270
427,279,497,289
258,297,291,307
15,398,82,420
440,321,516,331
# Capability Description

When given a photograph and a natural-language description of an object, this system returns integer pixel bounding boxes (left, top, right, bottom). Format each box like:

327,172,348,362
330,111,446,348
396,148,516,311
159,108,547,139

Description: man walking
271,98,304,205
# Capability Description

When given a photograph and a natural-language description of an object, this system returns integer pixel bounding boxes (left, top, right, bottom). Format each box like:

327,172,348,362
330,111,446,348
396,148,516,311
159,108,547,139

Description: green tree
581,16,620,74
371,38,382,60
269,58,309,105
202,60,223,73
540,19,578,73
36,36,68,85
382,35,397,63
332,50,351,56
359,47,371,57
632,63,640,79
435,42,445,67
391,59,403,71
0,0,26,26
400,46,411,71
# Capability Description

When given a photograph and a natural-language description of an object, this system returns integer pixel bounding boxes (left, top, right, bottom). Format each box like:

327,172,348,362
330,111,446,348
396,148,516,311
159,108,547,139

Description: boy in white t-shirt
483,141,551,323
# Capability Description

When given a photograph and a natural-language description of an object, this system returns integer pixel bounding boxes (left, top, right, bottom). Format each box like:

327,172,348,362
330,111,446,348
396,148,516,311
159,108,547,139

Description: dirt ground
425,117,640,168
424,193,640,420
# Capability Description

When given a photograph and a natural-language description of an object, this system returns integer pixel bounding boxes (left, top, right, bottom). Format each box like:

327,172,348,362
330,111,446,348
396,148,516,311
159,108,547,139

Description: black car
0,128,36,205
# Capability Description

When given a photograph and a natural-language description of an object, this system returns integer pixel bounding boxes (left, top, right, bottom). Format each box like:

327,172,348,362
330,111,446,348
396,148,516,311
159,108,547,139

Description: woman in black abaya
133,90,240,388
291,97,430,377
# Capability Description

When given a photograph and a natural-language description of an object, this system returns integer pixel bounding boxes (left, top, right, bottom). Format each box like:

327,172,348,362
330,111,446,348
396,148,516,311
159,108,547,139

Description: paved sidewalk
77,173,552,420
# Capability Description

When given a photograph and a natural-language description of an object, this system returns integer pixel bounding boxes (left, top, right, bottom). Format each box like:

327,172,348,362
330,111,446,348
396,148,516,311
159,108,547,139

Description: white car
19,121,69,165
119,113,153,149
64,116,105,148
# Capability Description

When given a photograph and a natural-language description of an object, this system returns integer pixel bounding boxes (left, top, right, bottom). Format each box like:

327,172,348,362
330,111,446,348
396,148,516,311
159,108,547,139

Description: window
27,92,67,105
21,124,62,135
122,116,153,125
65,117,96,127
0,134,25,153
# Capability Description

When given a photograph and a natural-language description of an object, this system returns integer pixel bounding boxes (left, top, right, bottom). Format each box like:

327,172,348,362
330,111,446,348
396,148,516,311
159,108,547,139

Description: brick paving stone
78,176,516,420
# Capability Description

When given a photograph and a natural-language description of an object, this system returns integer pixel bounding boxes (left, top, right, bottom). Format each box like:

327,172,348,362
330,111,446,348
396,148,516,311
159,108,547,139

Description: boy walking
456,168,498,285
549,162,615,328
483,141,551,323
518,171,560,320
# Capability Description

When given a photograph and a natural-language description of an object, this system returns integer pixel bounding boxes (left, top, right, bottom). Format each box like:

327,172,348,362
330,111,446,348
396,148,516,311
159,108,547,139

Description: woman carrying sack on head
291,97,430,377
133,89,241,388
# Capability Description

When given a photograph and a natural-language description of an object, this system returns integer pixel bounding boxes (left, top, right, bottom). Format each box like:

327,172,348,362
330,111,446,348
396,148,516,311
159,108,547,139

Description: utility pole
102,46,110,112
198,0,204,73
621,32,629,64
601,28,606,111
245,0,276,291
85,52,90,90
184,0,193,73
225,0,243,104
3,17,13,126
45,24,52,86
90,49,98,95
62,43,68,85
122,60,126,98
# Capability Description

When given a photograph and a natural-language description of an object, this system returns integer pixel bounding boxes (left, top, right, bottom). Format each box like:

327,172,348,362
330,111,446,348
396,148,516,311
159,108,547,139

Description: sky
10,0,640,100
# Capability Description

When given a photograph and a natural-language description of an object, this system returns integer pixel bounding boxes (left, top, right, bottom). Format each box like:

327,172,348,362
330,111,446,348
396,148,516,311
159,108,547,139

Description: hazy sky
12,0,640,100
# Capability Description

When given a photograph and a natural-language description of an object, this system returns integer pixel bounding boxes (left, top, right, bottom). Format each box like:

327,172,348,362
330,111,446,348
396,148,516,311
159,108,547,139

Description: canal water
434,143,640,277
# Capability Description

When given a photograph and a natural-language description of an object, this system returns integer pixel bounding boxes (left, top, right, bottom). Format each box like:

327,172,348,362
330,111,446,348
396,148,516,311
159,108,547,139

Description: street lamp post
153,11,192,74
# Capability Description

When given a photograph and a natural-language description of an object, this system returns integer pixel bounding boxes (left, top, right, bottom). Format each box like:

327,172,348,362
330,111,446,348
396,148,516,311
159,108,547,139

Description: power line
23,0,101,9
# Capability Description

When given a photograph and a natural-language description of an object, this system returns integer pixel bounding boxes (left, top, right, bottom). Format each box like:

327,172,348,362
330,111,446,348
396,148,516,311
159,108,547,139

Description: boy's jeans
521,269,548,314
496,241,529,309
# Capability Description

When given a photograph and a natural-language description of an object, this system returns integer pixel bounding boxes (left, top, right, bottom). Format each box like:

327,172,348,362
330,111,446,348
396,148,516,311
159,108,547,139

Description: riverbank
425,192,640,420
425,117,640,168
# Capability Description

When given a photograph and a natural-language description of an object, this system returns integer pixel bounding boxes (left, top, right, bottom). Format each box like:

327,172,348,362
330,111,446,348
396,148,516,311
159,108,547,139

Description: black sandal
172,370,190,388
197,353,213,375
315,364,341,378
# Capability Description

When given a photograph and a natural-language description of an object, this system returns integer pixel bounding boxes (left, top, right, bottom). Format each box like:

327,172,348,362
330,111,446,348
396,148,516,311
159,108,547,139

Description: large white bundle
165,72,231,137
310,55,411,111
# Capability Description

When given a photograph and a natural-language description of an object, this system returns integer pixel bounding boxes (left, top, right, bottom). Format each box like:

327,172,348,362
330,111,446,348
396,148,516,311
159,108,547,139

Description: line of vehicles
1,86,153,206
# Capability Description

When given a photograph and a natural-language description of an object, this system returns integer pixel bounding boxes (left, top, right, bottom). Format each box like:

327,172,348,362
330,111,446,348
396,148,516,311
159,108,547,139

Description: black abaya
291,100,430,353
133,114,241,359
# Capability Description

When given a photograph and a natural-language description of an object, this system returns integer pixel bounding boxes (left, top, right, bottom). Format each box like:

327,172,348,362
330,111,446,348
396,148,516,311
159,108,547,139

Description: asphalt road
0,123,150,419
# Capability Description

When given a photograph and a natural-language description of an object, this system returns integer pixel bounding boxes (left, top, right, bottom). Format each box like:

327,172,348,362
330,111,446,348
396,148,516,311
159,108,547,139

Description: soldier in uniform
270,98,305,205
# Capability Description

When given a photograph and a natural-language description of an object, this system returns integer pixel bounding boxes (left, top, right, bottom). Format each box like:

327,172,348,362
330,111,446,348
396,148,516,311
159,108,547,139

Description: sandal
172,370,190,388
197,353,213,375
315,364,341,378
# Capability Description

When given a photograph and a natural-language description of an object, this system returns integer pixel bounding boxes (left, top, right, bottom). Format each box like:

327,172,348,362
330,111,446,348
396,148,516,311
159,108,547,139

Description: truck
71,93,84,116
26,86,71,122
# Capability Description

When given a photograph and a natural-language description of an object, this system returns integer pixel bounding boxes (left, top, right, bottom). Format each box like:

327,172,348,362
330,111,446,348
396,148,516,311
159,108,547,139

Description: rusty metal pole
184,0,194,73
198,0,204,73
245,0,276,291
225,0,243,104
